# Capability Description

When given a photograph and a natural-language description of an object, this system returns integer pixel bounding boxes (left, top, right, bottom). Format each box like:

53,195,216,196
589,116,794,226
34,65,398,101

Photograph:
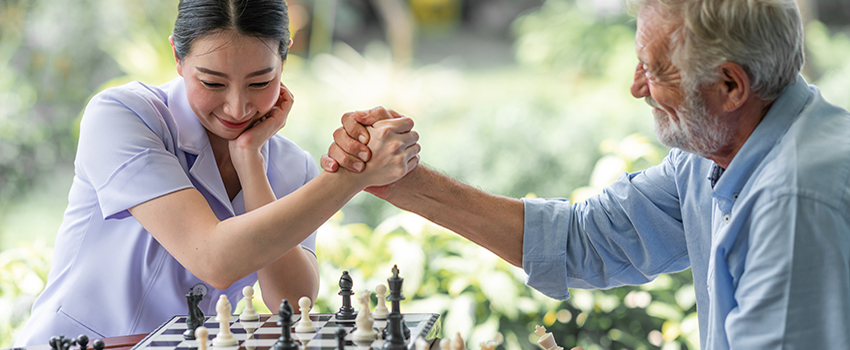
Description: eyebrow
196,66,274,79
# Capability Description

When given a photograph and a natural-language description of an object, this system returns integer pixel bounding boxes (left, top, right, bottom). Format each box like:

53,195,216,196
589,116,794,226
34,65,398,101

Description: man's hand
321,107,402,173
354,117,420,189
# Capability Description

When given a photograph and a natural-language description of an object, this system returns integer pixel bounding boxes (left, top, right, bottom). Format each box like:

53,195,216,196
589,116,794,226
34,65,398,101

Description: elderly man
323,0,850,348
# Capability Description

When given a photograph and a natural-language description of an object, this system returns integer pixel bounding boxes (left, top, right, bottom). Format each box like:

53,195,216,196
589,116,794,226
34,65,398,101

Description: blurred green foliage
2,0,850,348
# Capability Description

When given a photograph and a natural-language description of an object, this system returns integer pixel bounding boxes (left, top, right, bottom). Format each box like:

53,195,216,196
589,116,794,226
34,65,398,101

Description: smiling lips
218,117,252,129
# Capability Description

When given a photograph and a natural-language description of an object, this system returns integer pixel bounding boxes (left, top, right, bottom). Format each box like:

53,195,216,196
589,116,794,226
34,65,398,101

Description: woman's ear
169,35,184,76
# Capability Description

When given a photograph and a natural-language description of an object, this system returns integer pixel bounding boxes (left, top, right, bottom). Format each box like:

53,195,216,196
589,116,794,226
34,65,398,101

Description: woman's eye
201,81,224,88
250,81,272,88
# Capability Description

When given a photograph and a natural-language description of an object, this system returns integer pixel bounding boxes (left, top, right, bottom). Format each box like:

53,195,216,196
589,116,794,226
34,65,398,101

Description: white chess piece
212,295,238,346
415,337,430,350
479,333,504,350
240,285,260,321
195,326,209,350
440,338,451,350
294,296,316,333
534,325,563,350
451,333,466,350
372,284,389,319
352,290,377,343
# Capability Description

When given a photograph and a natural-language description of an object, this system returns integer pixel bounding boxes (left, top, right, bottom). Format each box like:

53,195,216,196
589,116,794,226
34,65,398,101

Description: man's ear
717,62,751,112
288,38,294,48
169,35,183,76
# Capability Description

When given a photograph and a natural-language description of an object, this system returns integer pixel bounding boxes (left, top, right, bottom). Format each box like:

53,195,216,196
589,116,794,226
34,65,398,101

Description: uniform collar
165,77,209,155
712,74,812,199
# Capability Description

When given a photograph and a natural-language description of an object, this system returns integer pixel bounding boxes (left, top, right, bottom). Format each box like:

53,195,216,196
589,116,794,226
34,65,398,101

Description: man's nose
631,62,650,99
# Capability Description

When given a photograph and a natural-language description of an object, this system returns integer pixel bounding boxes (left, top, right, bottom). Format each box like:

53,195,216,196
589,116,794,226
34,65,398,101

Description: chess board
131,313,441,350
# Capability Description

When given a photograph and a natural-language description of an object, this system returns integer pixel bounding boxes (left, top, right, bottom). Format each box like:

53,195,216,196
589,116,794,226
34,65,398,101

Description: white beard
647,90,734,158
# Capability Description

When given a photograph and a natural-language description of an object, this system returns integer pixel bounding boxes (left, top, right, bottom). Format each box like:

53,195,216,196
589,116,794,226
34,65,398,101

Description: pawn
61,336,73,350
76,335,89,350
533,326,563,350
92,339,105,350
295,296,316,333
372,284,389,320
479,333,503,350
49,336,60,350
415,337,429,350
451,333,465,350
195,327,209,350
240,285,260,321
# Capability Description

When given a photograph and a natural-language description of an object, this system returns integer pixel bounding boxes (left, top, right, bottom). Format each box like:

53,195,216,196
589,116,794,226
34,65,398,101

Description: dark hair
172,0,290,61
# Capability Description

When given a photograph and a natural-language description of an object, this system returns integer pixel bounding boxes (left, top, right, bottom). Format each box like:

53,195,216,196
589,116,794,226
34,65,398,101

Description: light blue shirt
15,78,318,346
522,76,850,349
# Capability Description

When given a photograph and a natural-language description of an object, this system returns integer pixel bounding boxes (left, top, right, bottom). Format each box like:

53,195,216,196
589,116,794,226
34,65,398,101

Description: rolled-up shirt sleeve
76,84,193,219
522,151,691,299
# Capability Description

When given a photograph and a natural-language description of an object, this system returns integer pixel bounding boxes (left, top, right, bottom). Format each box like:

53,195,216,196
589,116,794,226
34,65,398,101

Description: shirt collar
165,77,209,154
712,74,812,198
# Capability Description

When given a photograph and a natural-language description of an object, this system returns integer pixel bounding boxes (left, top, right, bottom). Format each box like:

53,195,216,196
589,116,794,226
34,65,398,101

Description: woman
13,0,419,345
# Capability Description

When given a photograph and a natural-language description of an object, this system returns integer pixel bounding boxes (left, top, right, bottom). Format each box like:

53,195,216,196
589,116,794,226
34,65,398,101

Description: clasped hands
321,107,421,193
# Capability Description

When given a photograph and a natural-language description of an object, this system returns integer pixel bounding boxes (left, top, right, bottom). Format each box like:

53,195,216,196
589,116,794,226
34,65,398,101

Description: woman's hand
353,116,421,188
229,82,294,170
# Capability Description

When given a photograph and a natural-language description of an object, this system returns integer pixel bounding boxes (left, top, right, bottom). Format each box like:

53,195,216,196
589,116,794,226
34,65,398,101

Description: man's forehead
635,5,676,63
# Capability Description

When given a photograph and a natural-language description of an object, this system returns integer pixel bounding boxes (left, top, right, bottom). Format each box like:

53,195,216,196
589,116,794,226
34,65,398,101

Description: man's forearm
383,166,526,267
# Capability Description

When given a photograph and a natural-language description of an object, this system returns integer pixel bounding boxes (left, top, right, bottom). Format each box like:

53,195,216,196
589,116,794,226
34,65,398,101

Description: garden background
1,0,849,349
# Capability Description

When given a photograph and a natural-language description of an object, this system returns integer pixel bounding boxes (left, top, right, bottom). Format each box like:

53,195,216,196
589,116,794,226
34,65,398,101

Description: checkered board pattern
132,313,440,350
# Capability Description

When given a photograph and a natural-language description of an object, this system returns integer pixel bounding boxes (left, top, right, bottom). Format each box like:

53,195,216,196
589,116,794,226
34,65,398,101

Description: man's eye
250,81,272,88
201,81,224,88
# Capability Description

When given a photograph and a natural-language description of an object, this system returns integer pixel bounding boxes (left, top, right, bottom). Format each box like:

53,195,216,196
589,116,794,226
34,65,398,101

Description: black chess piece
49,336,60,350
273,299,298,350
183,290,205,340
92,339,105,350
335,327,348,350
336,271,357,320
61,336,73,350
77,335,89,350
383,265,407,350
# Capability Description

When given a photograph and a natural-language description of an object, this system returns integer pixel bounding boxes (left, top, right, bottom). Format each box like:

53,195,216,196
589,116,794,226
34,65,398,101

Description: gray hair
627,0,805,100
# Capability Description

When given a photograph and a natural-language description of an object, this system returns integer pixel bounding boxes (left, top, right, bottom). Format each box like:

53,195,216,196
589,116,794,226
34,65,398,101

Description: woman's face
173,31,282,141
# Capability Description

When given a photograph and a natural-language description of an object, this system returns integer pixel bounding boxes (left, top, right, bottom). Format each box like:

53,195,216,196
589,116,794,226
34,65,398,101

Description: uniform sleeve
724,194,850,348
76,85,193,219
522,151,691,300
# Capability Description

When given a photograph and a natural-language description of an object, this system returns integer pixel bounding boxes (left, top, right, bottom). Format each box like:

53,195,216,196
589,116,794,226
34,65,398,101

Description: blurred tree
0,0,119,214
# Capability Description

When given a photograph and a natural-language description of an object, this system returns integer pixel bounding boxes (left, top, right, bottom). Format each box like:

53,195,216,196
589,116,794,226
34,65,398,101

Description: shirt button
192,283,208,297
723,214,731,222
733,193,739,200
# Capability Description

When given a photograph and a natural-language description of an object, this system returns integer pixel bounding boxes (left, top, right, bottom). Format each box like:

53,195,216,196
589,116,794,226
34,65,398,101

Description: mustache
645,95,661,109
